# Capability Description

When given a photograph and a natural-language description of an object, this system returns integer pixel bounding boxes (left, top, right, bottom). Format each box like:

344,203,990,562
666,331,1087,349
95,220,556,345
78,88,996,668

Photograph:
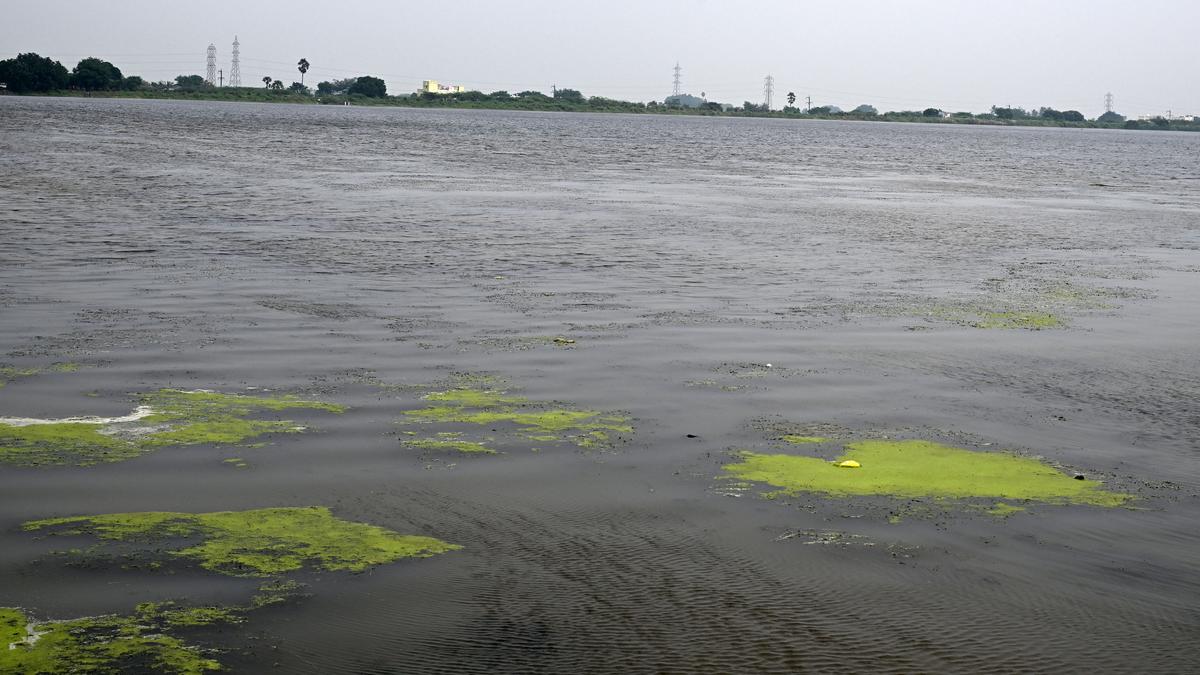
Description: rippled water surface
2,97,1199,673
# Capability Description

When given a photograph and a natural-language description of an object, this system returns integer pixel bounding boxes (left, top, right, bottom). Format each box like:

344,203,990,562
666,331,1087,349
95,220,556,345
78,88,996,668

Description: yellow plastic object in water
835,460,861,468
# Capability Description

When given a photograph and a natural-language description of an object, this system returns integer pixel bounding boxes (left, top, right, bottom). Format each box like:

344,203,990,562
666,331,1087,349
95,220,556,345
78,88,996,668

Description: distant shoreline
5,89,1198,132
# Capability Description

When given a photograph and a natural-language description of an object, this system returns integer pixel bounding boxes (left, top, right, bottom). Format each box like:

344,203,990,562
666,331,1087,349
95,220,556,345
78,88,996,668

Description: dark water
2,97,1199,673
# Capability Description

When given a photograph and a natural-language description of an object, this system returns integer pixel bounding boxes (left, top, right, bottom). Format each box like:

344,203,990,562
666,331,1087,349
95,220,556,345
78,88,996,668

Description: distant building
664,93,705,109
420,80,466,95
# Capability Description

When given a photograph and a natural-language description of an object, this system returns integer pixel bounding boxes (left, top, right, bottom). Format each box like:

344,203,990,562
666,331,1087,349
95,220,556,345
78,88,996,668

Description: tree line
0,52,390,99
0,53,143,93
4,51,1194,130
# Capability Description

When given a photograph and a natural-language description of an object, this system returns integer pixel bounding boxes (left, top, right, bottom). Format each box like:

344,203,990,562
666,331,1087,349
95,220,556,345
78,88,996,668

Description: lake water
1,97,1199,673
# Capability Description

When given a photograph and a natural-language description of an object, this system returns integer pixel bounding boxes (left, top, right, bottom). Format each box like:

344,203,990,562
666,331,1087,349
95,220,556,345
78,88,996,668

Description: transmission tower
229,36,241,87
672,62,682,97
205,44,217,86
763,74,774,110
1104,92,1114,113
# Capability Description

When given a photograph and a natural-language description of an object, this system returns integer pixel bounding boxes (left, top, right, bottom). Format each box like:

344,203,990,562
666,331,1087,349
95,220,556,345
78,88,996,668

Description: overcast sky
2,0,1196,116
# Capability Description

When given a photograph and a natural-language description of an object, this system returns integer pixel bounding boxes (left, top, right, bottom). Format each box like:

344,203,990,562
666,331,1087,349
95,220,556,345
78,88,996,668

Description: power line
762,74,774,110
1105,92,1114,113
672,62,682,97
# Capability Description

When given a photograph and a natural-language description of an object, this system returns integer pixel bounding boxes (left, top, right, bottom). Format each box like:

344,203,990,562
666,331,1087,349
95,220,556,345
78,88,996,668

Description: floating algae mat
0,362,81,389
400,382,632,452
1,604,224,674
0,585,308,673
24,506,461,577
725,440,1131,509
0,389,344,466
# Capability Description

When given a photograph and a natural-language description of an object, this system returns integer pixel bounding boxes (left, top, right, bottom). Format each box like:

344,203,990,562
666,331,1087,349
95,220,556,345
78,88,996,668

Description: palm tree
262,76,272,89
297,58,310,86
787,92,796,106
271,80,284,91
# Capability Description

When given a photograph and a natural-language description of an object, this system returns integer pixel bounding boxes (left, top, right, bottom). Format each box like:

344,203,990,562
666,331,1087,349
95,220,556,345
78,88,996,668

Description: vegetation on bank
3,51,1197,131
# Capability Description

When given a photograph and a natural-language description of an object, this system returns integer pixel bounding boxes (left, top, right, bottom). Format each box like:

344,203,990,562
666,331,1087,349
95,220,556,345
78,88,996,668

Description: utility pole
762,74,774,111
672,62,682,97
205,44,217,86
805,95,812,113
218,69,224,88
1104,92,1114,113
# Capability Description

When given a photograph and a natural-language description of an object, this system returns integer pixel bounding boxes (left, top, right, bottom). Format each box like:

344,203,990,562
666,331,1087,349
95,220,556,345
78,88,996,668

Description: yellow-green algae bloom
725,439,1130,509
401,385,632,449
781,435,828,444
1,605,222,674
970,311,1064,330
404,438,497,454
24,506,461,577
0,389,344,466
0,362,80,388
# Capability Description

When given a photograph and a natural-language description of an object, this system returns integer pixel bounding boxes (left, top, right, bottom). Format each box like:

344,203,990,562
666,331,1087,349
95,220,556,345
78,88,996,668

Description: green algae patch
987,502,1027,517
0,389,344,467
135,602,243,629
0,362,82,388
724,440,1131,509
782,435,828,444
401,384,632,450
0,422,140,465
24,506,461,577
0,366,40,388
405,439,496,454
0,606,222,674
971,311,1064,330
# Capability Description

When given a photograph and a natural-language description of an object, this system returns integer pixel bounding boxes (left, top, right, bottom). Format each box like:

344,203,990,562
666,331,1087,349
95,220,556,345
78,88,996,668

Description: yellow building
420,80,466,94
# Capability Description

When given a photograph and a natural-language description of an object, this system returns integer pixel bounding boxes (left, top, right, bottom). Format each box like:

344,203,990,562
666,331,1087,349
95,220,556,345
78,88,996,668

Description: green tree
991,106,1029,120
851,104,877,115
348,76,386,98
174,75,208,90
786,91,796,106
263,76,272,89
70,57,123,90
297,58,310,85
0,52,69,92
489,90,511,99
271,80,284,91
1061,110,1085,122
553,88,584,102
1097,111,1125,124
923,107,942,117
120,75,144,91
316,81,333,95
288,82,308,93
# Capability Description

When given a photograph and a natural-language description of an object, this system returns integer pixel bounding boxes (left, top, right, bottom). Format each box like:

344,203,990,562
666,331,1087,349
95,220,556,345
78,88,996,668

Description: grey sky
2,0,1196,116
